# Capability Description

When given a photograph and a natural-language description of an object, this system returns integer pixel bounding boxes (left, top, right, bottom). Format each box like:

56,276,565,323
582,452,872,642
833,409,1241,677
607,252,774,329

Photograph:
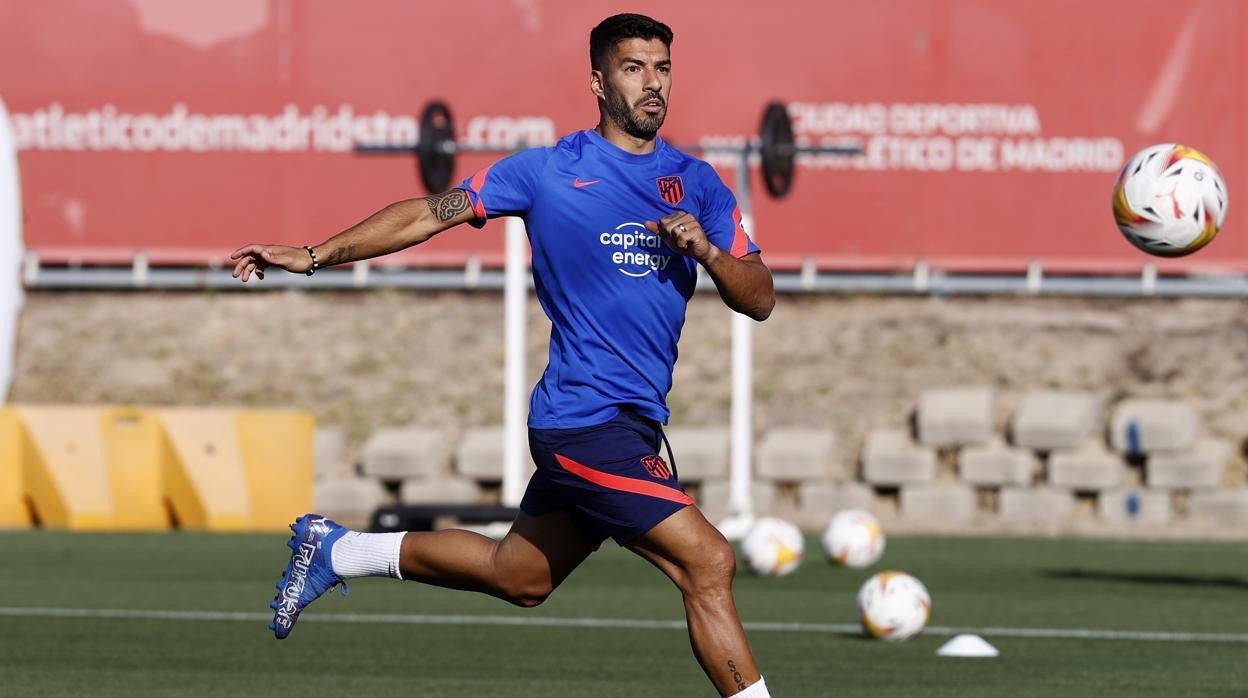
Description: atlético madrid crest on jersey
656,176,685,205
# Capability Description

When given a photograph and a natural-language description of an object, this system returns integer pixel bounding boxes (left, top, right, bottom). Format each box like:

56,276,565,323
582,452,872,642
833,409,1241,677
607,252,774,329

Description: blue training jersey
459,128,760,429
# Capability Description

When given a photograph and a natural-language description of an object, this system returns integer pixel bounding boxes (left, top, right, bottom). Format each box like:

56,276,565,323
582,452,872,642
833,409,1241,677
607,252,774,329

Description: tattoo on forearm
426,189,470,222
727,659,746,691
320,244,356,266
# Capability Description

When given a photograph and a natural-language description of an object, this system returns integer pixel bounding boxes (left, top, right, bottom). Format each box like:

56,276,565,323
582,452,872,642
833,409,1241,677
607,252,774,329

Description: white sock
330,531,405,580
728,676,770,698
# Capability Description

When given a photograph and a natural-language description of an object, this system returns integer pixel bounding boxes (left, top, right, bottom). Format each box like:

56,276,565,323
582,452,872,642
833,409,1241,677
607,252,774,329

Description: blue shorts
523,409,694,546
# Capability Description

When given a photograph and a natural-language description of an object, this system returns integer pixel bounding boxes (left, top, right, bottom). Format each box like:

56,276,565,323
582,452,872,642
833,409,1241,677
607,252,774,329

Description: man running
231,13,775,697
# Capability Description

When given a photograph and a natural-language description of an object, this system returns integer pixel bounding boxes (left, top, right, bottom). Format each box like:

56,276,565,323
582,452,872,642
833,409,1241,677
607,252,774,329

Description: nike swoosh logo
572,178,602,188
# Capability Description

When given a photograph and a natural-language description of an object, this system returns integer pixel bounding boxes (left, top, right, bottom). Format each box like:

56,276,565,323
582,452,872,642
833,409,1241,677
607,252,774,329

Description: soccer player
231,13,775,698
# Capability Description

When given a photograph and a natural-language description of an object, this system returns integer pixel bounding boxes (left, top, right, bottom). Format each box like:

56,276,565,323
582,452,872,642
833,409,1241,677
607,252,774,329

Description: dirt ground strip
11,290,1248,498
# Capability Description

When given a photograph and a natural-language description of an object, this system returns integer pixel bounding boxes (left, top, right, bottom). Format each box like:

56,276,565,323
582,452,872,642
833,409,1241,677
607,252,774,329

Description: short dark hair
589,13,673,71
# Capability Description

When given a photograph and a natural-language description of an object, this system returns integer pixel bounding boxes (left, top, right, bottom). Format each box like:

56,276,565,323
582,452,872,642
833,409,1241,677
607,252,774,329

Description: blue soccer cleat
269,514,349,639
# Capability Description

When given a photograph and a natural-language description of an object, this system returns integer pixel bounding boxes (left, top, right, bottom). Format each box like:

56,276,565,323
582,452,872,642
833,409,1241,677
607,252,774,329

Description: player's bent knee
506,590,551,608
496,577,555,608
682,538,737,596
506,593,549,609
707,539,738,583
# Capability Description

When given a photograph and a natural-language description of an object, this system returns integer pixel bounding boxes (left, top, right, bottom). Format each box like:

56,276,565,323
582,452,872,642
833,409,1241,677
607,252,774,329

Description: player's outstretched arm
646,212,775,321
230,189,477,282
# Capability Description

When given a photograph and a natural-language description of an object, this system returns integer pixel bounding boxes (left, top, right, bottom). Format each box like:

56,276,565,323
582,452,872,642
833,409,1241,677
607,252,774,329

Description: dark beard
603,88,665,139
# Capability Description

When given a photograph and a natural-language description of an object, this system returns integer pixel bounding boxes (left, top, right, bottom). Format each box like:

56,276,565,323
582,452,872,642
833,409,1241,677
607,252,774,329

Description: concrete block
917,387,994,447
999,487,1074,522
1146,439,1230,490
1011,391,1102,451
313,478,387,516
1098,489,1173,525
795,482,875,530
455,427,536,482
1049,441,1125,490
361,427,452,480
664,428,729,481
756,429,841,481
1109,400,1199,455
958,436,1036,485
1188,490,1248,525
862,429,937,485
698,479,775,521
900,483,976,521
314,427,347,481
400,477,481,505
455,427,503,480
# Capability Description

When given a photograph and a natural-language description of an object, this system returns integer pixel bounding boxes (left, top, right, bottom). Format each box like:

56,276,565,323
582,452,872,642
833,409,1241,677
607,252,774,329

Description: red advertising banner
1,0,1244,273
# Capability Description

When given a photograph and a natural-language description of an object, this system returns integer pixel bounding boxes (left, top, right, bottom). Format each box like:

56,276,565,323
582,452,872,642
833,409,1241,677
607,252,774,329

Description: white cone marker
936,634,999,657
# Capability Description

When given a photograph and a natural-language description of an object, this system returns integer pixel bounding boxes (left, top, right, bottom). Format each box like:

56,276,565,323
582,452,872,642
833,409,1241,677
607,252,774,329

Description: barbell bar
355,100,864,199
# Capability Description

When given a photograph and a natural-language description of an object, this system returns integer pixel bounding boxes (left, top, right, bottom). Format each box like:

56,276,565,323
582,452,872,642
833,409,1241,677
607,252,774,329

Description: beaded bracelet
303,245,319,276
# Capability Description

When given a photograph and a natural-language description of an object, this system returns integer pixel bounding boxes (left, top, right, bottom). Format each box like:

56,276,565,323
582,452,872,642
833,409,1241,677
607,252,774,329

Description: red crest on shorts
656,176,685,205
641,455,672,480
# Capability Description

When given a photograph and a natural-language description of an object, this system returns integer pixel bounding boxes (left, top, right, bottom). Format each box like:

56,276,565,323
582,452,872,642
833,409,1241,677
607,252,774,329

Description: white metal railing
22,254,1248,298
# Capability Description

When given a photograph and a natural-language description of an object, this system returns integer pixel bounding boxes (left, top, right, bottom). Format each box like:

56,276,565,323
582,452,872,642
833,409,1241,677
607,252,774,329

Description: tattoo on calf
427,189,470,222
727,659,746,691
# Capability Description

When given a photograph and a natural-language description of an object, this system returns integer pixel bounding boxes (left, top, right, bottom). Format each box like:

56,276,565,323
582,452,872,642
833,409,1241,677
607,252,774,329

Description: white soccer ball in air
857,571,931,641
1112,143,1228,257
821,509,885,568
740,517,804,577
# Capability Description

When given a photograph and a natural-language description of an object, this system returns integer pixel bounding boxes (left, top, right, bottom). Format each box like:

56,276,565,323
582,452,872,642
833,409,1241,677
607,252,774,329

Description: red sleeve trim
467,165,491,219
729,205,751,257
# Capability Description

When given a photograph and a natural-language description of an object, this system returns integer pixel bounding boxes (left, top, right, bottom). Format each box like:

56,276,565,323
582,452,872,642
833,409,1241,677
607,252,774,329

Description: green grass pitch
1,530,1245,696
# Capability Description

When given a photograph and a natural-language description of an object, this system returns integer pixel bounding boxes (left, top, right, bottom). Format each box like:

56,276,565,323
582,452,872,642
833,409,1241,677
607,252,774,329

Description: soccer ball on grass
856,571,931,641
821,509,885,568
740,517,804,577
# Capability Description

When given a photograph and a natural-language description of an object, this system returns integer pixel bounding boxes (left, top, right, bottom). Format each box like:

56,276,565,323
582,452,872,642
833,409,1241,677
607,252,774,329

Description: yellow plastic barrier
236,409,315,531
0,407,32,527
101,408,168,529
15,405,168,530
155,408,313,532
0,405,313,531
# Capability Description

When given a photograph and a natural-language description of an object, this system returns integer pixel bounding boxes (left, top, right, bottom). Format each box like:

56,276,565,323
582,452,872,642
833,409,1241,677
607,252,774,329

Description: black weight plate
759,101,795,198
418,101,456,193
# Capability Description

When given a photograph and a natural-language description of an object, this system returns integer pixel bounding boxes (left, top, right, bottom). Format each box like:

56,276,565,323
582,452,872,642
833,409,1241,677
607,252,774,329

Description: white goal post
0,96,23,404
